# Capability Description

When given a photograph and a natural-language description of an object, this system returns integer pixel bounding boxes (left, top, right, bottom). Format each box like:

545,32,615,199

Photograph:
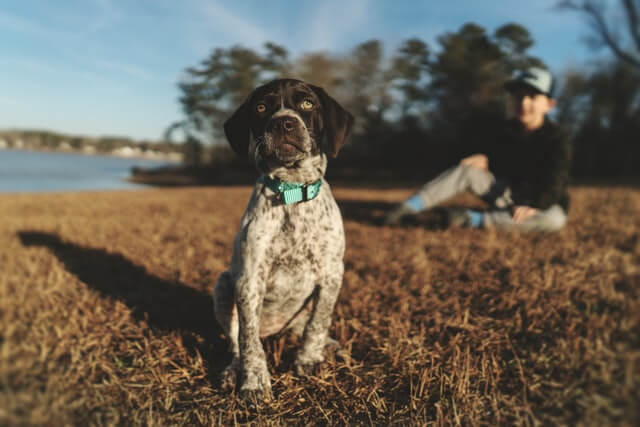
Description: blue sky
0,0,606,141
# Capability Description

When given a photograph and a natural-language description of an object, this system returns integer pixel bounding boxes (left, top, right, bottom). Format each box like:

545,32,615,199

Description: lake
0,149,171,193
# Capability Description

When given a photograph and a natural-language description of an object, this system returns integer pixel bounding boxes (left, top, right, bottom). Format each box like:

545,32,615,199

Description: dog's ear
310,85,354,158
223,100,252,158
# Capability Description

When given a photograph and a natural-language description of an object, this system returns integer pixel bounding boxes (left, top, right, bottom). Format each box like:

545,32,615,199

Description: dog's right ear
223,100,252,159
309,85,354,158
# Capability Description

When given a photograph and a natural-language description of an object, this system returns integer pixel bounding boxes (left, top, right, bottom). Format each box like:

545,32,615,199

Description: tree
554,69,590,134
558,0,640,70
167,43,289,148
428,23,547,122
389,38,431,117
429,23,506,124
494,23,546,71
291,52,343,93
166,22,570,177
338,40,392,133
556,61,640,176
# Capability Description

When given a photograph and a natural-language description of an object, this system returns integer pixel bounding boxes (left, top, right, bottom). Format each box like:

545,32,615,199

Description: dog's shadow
17,231,229,377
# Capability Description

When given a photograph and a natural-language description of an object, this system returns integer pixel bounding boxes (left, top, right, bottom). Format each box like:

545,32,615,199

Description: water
0,149,172,193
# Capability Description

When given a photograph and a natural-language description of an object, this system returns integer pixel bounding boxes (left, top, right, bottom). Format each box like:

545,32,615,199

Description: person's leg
483,204,567,232
385,165,507,225
413,165,500,210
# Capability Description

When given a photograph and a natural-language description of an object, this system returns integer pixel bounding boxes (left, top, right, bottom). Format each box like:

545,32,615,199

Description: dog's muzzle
261,115,310,163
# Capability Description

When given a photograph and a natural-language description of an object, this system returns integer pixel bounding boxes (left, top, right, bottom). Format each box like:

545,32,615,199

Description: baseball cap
505,67,555,97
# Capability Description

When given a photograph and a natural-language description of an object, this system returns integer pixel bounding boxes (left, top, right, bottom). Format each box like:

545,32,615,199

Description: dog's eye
300,99,314,110
256,103,267,113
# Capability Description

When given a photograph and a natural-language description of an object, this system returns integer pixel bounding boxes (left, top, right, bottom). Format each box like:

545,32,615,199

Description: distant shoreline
0,146,183,164
0,129,184,163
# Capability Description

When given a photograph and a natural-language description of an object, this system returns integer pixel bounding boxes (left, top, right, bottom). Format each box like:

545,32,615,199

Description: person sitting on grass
384,67,572,232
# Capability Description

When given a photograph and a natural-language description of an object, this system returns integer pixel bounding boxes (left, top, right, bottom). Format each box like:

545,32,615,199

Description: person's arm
456,113,508,173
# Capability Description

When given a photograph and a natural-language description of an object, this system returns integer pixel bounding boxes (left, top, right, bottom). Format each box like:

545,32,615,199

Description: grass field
1,184,638,425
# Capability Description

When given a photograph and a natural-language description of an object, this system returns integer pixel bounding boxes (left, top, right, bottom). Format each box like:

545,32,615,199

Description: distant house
112,146,143,158
0,138,7,149
166,152,184,162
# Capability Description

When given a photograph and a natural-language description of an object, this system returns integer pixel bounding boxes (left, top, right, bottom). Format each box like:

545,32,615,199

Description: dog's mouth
281,139,304,153
258,132,309,161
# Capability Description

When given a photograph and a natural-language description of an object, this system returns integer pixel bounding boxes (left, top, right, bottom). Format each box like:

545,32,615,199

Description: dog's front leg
295,265,344,375
236,259,272,400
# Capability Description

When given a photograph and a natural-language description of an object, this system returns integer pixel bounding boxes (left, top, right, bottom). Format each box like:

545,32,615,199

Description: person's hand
460,154,489,171
512,205,540,223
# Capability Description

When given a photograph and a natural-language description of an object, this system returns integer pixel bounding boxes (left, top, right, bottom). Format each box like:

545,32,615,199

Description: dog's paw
238,362,272,402
323,337,348,361
294,360,323,376
219,364,237,391
239,387,272,408
294,350,325,376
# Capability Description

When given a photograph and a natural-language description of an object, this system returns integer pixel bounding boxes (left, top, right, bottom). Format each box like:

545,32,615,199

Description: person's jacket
486,118,572,211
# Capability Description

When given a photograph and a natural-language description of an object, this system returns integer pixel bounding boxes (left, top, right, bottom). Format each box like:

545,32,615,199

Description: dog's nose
283,120,294,131
270,117,296,133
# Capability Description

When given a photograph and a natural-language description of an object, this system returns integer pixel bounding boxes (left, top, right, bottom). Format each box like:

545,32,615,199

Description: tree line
169,1,640,180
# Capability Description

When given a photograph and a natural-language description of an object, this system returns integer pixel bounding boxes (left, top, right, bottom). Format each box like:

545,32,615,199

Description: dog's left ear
310,85,354,158
223,100,252,159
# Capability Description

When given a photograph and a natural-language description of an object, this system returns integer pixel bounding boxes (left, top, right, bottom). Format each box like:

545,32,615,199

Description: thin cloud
1,52,128,88
196,0,275,49
94,59,155,81
0,10,67,38
309,0,372,53
0,6,154,83
88,0,125,32
0,95,24,108
0,56,60,75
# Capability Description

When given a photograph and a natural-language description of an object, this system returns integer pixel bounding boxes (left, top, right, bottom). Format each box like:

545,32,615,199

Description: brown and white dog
213,79,354,400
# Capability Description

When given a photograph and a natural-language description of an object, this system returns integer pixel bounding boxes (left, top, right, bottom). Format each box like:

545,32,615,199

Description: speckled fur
212,79,354,399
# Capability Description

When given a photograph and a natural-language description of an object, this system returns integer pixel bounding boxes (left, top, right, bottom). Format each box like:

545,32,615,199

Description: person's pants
406,165,567,232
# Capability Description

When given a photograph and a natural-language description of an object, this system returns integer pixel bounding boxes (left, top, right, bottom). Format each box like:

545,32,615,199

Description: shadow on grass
337,198,452,229
336,199,397,226
17,231,229,377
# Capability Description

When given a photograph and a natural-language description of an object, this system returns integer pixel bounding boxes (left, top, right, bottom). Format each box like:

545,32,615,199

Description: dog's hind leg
213,271,239,390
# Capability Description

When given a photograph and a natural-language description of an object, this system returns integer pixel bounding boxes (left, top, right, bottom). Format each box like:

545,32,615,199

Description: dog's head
224,79,354,171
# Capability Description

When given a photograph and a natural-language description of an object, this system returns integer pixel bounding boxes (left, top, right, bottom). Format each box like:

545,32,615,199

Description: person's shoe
444,207,472,228
383,204,417,225
443,208,485,228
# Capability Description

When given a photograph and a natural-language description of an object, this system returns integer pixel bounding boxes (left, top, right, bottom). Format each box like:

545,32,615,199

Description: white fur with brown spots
213,79,354,401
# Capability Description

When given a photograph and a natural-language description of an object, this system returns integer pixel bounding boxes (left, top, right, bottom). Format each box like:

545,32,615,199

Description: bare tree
558,0,640,69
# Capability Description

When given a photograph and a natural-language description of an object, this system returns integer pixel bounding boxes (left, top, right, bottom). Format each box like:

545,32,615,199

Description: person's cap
505,67,554,97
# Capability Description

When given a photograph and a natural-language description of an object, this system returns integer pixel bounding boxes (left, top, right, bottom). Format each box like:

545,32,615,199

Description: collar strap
259,175,322,205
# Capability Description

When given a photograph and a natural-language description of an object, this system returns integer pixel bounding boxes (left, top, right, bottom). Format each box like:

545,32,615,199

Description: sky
0,0,609,142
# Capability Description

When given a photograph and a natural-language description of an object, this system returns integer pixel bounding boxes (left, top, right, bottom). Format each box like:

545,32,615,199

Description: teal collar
259,175,322,205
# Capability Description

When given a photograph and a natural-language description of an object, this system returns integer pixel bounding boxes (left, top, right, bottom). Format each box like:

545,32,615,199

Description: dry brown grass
1,184,638,425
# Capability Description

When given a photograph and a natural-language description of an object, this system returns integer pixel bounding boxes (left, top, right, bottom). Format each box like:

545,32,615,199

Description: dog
212,78,354,400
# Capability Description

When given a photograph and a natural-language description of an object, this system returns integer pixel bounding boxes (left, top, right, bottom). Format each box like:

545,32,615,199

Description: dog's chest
236,188,344,303
264,197,342,276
